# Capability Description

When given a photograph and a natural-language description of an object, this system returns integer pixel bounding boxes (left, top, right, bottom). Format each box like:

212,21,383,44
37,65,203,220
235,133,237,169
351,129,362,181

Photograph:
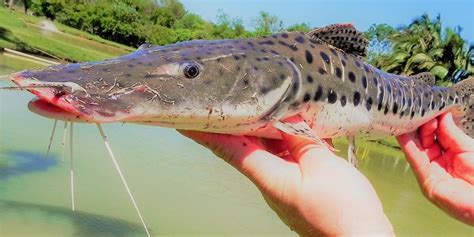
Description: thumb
280,124,336,169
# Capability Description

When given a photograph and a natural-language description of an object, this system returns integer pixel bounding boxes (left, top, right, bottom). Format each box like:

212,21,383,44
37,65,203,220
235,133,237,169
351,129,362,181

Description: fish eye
183,63,200,79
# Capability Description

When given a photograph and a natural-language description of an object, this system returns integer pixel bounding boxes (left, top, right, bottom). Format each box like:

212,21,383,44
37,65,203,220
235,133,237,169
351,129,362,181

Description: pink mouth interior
12,72,90,122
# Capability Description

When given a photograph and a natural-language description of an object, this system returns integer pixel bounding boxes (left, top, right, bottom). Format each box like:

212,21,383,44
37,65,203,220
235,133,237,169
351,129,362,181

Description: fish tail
452,77,474,138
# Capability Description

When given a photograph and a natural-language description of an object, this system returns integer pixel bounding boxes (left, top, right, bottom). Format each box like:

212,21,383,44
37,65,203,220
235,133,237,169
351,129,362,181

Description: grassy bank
0,7,134,62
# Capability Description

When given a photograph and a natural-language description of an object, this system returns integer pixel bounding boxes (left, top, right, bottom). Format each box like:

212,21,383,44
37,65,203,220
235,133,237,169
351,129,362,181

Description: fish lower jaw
28,98,95,123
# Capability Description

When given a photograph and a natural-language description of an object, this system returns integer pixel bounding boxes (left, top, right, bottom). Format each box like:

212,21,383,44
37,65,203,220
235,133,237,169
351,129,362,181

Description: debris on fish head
11,39,300,133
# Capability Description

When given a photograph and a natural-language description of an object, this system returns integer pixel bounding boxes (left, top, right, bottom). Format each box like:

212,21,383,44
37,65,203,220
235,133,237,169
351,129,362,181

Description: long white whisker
70,122,75,211
45,120,58,159
96,124,151,237
61,121,68,162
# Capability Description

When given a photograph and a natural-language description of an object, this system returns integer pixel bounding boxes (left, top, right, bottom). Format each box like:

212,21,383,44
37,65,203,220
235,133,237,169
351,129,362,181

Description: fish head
11,39,299,131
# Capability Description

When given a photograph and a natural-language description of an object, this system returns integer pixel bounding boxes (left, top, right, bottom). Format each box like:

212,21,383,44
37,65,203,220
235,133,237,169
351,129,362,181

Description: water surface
0,54,472,236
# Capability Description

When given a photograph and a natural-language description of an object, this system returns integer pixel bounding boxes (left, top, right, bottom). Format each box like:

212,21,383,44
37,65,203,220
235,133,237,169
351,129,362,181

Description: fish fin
452,77,474,138
307,23,368,57
273,120,335,151
347,136,359,168
409,72,436,86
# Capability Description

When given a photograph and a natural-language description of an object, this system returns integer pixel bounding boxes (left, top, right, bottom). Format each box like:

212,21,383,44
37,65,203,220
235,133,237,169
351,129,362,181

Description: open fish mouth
10,70,133,123
11,71,88,122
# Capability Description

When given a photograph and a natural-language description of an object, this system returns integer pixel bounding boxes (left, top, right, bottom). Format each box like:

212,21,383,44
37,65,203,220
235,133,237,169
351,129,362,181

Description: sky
180,0,474,42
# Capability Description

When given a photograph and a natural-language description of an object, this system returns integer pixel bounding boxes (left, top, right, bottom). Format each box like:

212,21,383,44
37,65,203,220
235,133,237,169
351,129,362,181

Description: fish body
10,25,474,141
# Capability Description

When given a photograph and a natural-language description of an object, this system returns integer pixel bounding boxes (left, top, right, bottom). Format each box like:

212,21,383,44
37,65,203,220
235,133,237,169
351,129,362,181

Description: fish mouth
12,71,97,123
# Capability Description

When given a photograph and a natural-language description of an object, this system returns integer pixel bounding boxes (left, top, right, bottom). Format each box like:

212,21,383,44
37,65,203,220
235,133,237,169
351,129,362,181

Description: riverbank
0,7,134,62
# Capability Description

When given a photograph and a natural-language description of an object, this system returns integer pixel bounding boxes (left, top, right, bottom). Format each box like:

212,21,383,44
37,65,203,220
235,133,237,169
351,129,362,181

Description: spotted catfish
9,24,474,164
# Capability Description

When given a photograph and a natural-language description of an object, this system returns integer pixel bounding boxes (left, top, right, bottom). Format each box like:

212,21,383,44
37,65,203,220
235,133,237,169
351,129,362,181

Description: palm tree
373,14,469,84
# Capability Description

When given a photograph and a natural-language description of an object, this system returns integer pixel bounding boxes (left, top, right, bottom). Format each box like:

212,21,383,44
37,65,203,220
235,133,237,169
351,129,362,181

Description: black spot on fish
260,87,268,94
307,75,314,83
263,57,270,61
290,57,295,62
340,95,347,106
355,60,361,68
387,84,392,93
291,101,300,108
305,50,313,64
280,74,286,80
353,91,361,106
421,109,426,117
253,66,259,71
256,58,262,62
439,101,445,110
363,64,371,73
314,85,323,101
258,40,275,45
292,83,299,93
281,33,289,38
260,49,267,53
341,60,347,66
377,101,383,111
362,76,367,89
335,67,342,78
392,102,398,114
430,101,435,110
411,111,415,119
366,97,373,111
295,36,305,43
348,72,356,83
327,89,337,104
303,93,311,102
310,44,315,48
247,41,255,47
271,50,279,55
320,52,330,63
384,105,389,115
372,77,378,86
330,48,338,56
319,67,327,75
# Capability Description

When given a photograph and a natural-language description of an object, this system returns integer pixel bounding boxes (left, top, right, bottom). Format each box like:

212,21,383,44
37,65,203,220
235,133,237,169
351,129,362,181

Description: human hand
397,112,474,226
179,118,394,236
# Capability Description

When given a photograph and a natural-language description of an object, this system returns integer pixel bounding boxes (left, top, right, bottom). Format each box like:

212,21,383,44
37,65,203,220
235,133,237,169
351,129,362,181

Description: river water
0,54,471,236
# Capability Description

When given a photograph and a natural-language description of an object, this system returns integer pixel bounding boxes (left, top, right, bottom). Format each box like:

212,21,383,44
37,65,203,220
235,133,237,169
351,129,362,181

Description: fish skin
10,32,470,141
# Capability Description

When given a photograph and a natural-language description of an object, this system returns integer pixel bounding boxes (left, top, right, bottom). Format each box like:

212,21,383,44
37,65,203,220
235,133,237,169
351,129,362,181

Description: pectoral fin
347,136,359,168
273,120,335,151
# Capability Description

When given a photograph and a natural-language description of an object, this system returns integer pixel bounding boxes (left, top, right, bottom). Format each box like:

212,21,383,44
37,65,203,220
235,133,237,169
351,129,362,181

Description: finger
419,118,438,148
281,129,335,168
178,130,296,187
436,113,474,152
396,132,431,184
451,152,474,185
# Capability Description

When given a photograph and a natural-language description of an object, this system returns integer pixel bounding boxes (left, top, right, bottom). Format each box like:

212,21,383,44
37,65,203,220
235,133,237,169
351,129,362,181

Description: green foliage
30,0,64,20
286,23,311,33
252,11,283,36
370,14,470,83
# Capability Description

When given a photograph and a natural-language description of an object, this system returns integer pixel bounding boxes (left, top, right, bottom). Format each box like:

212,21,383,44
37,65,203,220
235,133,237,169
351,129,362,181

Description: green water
0,54,472,236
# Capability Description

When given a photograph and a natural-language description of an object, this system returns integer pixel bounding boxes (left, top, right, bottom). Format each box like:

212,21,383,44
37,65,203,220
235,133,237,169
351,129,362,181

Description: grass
0,7,135,62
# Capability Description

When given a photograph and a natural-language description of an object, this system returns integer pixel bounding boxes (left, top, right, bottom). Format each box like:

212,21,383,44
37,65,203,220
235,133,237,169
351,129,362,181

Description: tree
364,23,396,64
253,11,283,36
373,14,469,84
286,23,311,33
